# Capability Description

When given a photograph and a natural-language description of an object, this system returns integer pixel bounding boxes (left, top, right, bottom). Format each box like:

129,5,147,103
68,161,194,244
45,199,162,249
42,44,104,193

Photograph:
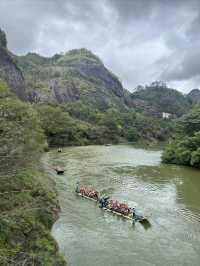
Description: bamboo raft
76,192,149,224
54,166,64,174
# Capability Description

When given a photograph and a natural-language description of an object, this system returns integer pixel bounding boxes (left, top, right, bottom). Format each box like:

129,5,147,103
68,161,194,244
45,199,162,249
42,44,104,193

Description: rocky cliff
16,49,129,110
0,28,26,100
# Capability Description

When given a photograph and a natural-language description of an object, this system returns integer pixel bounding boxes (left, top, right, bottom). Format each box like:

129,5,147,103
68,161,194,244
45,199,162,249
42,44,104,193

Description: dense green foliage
36,104,93,146
0,81,66,265
0,82,44,166
162,106,200,168
35,101,172,146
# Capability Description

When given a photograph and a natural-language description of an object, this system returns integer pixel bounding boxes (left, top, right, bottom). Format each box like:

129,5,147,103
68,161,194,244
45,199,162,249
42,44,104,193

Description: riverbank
0,162,67,265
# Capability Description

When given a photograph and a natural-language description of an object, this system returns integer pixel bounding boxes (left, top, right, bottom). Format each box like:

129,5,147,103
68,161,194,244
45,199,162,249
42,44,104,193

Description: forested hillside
131,81,191,117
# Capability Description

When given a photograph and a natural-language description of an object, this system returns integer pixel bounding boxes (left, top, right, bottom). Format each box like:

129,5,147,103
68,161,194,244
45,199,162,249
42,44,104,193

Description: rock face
15,49,127,110
0,28,26,100
187,89,200,105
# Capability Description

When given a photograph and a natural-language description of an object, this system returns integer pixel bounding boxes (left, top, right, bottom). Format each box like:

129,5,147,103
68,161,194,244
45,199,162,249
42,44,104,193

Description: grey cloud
160,47,200,81
157,1,200,85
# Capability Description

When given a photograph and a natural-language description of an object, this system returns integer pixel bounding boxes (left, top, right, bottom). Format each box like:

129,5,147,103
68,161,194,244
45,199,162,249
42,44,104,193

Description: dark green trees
0,28,7,48
0,81,44,168
162,106,200,168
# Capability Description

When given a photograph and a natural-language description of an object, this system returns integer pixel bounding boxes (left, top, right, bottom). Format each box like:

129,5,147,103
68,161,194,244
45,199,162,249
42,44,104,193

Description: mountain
15,49,129,111
0,27,194,118
187,89,200,105
130,81,191,117
0,28,26,100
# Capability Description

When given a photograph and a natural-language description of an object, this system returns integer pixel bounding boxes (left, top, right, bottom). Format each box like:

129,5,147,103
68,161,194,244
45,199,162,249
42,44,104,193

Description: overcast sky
0,0,200,93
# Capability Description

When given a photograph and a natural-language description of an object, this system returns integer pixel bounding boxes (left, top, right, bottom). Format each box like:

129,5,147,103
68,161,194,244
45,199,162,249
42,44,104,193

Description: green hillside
131,81,191,116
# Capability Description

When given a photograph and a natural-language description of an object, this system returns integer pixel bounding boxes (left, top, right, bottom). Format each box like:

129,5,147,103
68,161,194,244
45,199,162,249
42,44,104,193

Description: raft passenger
75,181,80,193
99,196,109,208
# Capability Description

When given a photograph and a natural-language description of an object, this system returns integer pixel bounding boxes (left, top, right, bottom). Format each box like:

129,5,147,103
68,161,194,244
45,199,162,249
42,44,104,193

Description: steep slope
16,49,128,110
0,28,26,100
187,89,200,105
130,81,191,117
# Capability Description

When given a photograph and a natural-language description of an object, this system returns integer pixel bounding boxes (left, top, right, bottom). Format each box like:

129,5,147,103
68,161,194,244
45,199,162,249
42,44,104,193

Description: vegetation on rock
15,48,126,110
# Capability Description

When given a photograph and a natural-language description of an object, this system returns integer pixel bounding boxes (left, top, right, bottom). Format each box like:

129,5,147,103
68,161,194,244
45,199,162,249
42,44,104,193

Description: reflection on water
45,145,200,266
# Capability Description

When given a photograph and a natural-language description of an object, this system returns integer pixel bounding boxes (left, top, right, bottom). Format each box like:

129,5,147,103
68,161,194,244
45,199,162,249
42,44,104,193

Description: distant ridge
187,88,200,105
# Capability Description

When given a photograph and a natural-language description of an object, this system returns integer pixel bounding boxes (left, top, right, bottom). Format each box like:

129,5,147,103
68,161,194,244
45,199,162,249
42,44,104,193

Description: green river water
46,145,200,266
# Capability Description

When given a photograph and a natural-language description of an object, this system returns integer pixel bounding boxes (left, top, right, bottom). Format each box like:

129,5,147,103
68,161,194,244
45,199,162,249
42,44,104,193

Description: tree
191,148,200,167
176,107,200,136
0,86,45,168
36,105,76,146
162,106,200,168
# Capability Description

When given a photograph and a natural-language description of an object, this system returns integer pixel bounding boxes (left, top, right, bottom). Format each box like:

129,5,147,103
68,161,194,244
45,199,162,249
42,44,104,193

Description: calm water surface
46,145,200,266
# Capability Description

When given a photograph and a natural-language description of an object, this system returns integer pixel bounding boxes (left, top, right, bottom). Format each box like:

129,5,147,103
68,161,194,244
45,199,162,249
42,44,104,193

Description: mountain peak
54,48,102,66
67,48,101,61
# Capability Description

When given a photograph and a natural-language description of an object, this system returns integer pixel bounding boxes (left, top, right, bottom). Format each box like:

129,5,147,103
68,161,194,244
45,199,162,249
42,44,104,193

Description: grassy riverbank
0,164,67,265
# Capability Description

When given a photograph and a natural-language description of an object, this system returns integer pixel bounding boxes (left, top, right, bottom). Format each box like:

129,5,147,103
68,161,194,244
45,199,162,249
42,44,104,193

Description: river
46,145,200,266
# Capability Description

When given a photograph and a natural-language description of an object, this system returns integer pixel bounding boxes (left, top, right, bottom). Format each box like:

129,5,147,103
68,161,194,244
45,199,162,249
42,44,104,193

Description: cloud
0,0,200,92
